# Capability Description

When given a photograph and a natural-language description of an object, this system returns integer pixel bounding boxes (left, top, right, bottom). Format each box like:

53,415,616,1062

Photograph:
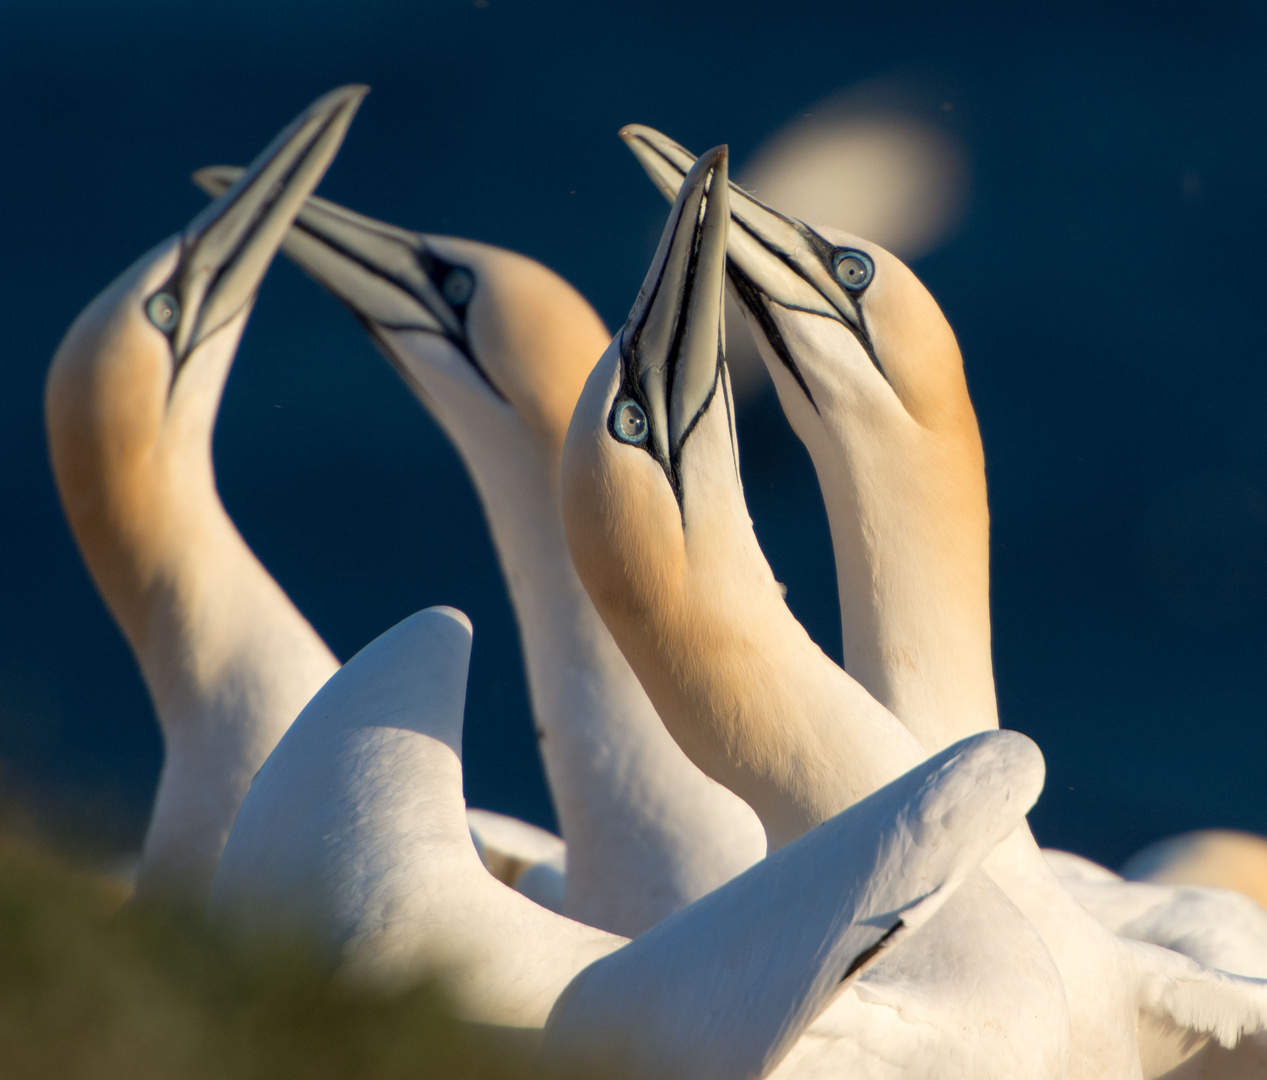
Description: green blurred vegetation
0,826,544,1080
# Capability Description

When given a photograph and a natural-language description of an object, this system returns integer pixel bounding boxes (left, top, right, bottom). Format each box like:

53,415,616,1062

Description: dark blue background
2,0,1265,865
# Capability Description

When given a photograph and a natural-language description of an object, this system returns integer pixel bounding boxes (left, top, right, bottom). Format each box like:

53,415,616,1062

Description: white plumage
210,603,1053,1076
191,164,766,936
37,77,1267,1080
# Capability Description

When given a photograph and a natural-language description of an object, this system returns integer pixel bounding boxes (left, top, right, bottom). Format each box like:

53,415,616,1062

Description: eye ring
832,250,874,292
441,267,474,306
146,291,180,332
613,398,648,445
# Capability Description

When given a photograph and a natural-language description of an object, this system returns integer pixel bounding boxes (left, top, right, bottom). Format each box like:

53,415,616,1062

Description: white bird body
615,127,1267,1078
191,166,767,936
209,606,621,1024
44,88,364,907
547,728,1053,1080
209,151,1070,1080
210,600,1053,1076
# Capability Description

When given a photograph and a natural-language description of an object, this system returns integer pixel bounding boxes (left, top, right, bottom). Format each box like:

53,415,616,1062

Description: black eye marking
608,344,724,523
144,240,190,368
833,249,874,291
608,362,664,464
144,243,194,396
421,251,476,326
722,215,891,390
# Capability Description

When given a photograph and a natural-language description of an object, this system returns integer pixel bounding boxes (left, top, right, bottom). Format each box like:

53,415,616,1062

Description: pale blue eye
442,268,474,305
614,399,648,444
146,292,180,331
833,251,874,291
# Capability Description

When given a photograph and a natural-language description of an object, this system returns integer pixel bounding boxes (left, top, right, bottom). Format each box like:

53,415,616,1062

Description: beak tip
309,83,370,129
688,144,729,191
332,83,371,106
190,165,239,199
190,166,217,191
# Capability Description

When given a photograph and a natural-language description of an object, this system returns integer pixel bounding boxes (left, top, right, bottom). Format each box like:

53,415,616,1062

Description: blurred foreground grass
0,826,545,1080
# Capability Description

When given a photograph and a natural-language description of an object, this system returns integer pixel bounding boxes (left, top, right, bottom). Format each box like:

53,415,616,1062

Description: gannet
190,166,766,936
572,134,1267,1077
43,88,538,910
44,87,365,907
209,605,1051,1078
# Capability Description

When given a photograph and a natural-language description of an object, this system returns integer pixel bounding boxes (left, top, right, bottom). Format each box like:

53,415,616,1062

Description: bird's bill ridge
191,165,486,385
619,124,876,396
615,144,731,490
158,85,367,367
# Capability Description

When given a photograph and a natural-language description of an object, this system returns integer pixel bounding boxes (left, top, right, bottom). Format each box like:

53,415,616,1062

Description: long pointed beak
191,165,492,392
620,144,730,478
157,85,366,366
619,124,869,353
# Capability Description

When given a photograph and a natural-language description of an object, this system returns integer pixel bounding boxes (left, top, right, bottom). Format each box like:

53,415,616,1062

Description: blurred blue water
1,0,1265,865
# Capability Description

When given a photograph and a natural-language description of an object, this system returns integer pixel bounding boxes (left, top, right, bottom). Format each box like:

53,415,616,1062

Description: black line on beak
628,132,890,392
727,263,819,414
287,216,508,404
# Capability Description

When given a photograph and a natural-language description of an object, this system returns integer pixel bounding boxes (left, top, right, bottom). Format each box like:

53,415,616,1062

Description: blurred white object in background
1122,829,1267,910
727,77,969,401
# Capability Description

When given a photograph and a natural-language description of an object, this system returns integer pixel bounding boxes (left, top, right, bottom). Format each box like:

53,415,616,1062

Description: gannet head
45,86,366,643
191,167,609,460
618,124,977,436
620,125,995,751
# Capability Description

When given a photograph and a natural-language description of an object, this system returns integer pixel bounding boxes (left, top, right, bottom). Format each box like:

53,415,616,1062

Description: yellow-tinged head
620,122,977,437
45,86,366,651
